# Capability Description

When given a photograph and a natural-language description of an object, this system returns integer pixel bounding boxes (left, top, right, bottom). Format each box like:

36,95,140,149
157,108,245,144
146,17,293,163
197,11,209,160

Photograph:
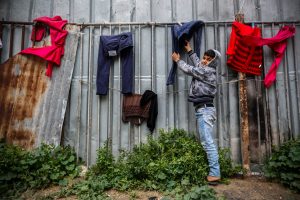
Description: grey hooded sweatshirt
176,49,221,106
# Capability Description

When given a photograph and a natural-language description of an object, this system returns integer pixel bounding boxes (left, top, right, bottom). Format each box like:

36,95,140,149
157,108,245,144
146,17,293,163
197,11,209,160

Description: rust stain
0,54,48,149
6,129,35,149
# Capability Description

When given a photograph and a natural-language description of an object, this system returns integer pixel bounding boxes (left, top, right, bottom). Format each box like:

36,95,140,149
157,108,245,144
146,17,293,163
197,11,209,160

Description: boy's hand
172,52,180,62
184,40,192,52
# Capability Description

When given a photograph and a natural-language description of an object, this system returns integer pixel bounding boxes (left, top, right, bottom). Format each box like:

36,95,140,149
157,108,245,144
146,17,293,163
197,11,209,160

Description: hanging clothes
122,94,151,125
20,16,68,77
140,90,158,133
167,20,204,85
96,32,134,95
242,25,296,87
226,21,263,75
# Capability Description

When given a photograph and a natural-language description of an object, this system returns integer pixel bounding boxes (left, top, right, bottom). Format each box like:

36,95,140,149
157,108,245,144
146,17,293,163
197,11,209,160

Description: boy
171,42,221,183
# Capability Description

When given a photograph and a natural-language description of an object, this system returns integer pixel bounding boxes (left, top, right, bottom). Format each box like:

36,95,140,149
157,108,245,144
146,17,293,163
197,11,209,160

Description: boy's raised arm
184,41,200,67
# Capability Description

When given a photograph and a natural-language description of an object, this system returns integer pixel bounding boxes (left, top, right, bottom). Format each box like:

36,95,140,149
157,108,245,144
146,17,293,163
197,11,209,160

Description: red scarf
242,25,295,87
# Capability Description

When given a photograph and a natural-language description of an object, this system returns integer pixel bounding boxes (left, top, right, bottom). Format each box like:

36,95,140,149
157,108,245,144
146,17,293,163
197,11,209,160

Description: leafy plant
162,185,219,200
264,139,300,192
0,143,80,199
66,129,241,199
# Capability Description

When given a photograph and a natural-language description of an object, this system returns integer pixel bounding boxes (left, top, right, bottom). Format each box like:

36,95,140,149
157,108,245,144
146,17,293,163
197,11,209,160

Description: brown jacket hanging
122,94,150,125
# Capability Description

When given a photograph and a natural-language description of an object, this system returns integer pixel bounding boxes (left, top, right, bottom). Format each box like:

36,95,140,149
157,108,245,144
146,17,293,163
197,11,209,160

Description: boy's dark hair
204,49,215,58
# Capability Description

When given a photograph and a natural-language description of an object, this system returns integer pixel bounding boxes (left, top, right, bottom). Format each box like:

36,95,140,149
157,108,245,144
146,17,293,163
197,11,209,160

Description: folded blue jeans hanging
96,32,134,95
167,20,204,85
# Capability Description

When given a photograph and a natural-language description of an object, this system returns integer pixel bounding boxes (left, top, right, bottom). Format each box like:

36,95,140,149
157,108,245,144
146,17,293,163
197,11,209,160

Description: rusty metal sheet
0,25,79,149
0,55,47,148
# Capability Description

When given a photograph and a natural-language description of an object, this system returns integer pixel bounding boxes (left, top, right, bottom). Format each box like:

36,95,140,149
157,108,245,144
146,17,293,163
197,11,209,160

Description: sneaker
207,176,221,182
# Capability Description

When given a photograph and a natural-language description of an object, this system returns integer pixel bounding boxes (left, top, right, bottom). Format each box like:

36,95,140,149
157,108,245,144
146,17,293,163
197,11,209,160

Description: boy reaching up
171,41,221,183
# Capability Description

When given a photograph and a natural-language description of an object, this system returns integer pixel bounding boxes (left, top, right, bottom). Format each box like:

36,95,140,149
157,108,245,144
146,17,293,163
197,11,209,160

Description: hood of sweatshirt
207,49,221,69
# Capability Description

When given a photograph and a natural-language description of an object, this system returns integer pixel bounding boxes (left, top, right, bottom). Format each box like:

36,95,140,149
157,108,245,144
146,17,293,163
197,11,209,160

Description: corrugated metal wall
0,0,299,168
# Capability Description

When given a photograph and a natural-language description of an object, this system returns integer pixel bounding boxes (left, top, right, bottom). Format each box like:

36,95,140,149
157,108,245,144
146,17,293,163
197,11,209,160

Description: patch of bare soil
212,176,300,200
22,176,300,200
22,187,164,200
21,185,78,200
106,190,163,200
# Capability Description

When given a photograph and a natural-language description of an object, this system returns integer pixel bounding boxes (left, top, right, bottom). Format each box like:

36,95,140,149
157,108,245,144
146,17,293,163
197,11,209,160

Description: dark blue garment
96,32,134,95
166,20,204,85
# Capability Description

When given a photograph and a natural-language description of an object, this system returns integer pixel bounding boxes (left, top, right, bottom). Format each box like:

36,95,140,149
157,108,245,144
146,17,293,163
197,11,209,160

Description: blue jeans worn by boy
195,106,220,177
96,32,133,95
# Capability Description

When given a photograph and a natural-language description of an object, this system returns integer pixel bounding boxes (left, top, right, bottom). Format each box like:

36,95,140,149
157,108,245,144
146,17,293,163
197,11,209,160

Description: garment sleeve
188,52,201,67
176,60,206,80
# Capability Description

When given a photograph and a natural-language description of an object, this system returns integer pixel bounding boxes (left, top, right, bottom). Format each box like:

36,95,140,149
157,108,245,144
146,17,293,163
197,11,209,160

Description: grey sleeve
177,60,206,80
189,52,201,68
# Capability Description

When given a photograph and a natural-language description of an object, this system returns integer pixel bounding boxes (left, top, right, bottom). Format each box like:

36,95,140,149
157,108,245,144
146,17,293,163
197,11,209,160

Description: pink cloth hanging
20,16,68,77
242,25,295,88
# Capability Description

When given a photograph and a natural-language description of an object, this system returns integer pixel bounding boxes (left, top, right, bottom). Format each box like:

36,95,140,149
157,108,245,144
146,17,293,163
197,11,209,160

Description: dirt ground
22,176,300,200
212,176,300,200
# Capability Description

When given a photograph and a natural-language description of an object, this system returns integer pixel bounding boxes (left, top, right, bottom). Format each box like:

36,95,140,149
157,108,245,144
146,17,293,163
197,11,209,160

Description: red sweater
20,16,68,77
227,21,263,75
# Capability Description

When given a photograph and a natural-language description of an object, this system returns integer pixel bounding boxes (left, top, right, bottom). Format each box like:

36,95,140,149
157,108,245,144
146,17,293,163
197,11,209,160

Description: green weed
264,139,300,192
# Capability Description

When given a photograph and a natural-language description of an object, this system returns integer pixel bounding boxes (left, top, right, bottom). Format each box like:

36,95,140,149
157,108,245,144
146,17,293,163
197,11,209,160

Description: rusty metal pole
235,13,250,173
